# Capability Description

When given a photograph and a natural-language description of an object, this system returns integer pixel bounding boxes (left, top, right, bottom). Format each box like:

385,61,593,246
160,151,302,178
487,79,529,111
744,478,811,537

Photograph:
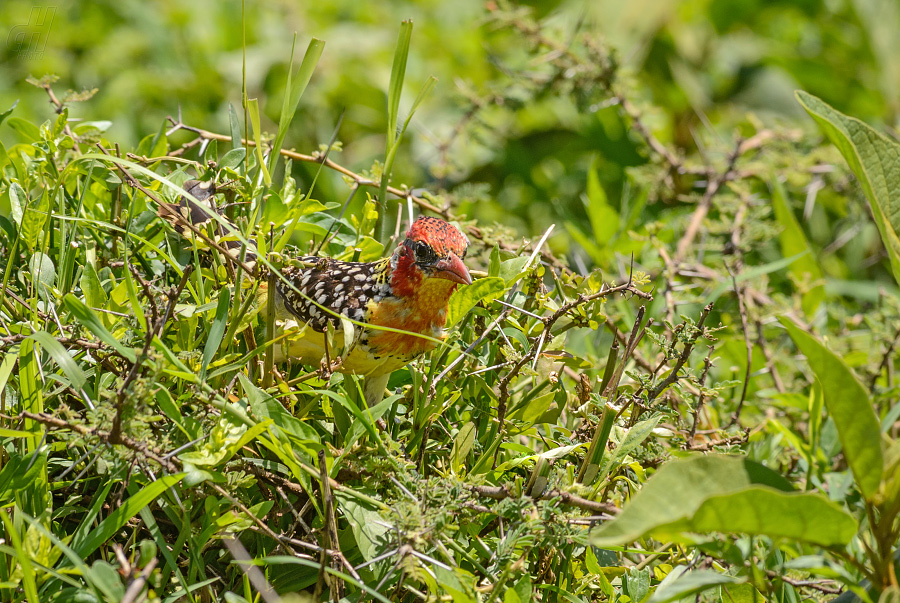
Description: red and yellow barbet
160,182,472,405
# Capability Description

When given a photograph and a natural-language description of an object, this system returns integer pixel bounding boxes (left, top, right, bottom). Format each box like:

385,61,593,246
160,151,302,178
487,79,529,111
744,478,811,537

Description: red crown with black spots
406,216,469,259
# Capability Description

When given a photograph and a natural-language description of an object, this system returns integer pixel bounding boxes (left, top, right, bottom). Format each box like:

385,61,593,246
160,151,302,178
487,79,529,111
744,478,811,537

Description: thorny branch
164,118,570,272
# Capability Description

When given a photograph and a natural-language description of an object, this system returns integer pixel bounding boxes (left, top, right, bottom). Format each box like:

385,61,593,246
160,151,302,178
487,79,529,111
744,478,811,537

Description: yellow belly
273,322,409,377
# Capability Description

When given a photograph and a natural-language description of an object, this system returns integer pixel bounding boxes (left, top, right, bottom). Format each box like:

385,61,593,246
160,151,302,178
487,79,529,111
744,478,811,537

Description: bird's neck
388,249,458,321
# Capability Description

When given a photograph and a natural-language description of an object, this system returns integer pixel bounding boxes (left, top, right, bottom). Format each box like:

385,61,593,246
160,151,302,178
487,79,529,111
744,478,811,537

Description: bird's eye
414,241,436,263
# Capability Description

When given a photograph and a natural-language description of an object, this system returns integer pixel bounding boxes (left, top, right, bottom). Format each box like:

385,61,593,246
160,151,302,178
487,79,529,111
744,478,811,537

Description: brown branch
673,138,744,264
687,430,749,452
469,485,619,516
688,348,715,443
19,411,177,471
97,143,258,277
165,118,570,272
318,449,344,601
647,302,714,402
765,570,841,595
726,262,752,428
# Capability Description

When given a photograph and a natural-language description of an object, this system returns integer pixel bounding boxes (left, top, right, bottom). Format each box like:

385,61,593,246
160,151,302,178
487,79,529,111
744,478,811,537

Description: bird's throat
367,252,459,358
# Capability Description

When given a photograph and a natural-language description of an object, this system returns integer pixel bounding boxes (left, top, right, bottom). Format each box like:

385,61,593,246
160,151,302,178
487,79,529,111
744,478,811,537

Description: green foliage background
1,0,900,601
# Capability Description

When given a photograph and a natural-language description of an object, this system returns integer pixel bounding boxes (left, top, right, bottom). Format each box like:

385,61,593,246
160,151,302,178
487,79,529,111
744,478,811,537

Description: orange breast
366,279,456,359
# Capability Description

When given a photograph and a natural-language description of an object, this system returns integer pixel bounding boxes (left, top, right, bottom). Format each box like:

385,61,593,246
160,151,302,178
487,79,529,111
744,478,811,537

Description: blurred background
2,0,899,259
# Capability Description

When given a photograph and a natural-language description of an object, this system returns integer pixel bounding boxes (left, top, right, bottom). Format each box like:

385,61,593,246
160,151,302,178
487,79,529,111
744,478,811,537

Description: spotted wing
275,257,390,332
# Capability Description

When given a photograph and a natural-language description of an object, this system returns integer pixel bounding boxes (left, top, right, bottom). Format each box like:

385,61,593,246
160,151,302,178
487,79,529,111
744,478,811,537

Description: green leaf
797,90,900,285
649,567,743,603
0,100,17,127
28,331,87,392
585,160,619,243
73,473,185,558
18,339,44,449
499,256,531,284
220,147,246,170
28,252,56,300
1,510,39,603
596,416,660,483
770,178,824,316
0,452,46,504
508,390,555,426
377,20,414,215
240,373,319,444
338,495,389,562
80,262,107,309
269,37,325,178
64,293,136,362
201,288,231,381
8,181,26,224
447,276,505,326
7,116,41,141
667,487,858,546
779,317,883,499
255,556,393,603
386,20,413,153
123,263,147,331
450,422,476,474
247,98,271,187
590,454,796,546
21,188,50,248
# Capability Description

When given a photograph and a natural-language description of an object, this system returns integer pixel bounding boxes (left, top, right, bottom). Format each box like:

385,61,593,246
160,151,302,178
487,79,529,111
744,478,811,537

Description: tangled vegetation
1,2,899,602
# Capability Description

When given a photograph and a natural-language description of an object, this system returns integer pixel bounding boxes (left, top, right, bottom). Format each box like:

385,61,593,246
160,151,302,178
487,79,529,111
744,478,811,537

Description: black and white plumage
158,179,473,406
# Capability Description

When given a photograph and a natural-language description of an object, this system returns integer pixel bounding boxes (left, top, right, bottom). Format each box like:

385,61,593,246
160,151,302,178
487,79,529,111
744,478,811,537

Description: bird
158,180,472,406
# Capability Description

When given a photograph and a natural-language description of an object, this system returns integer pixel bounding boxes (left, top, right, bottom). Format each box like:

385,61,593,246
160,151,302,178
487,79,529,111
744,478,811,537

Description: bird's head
391,216,472,296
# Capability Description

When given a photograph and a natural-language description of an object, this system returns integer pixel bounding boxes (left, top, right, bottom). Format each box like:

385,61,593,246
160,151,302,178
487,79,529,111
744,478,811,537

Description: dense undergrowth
1,4,900,602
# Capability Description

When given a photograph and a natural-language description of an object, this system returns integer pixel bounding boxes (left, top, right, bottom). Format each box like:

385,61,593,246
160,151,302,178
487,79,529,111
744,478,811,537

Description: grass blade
269,36,325,178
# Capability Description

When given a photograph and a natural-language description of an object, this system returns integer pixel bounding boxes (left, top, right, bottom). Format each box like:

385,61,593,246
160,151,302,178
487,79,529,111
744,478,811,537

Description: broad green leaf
586,161,619,243
64,294,136,362
590,454,793,546
80,262,106,309
797,90,900,285
508,390,555,426
770,178,824,316
338,495,389,562
779,317,883,499
8,181,26,224
664,486,858,546
73,473,185,558
220,147,246,170
123,263,147,331
447,276,505,326
450,422,476,474
7,116,41,141
596,416,660,483
28,252,56,300
240,373,320,444
499,256,531,283
649,567,743,603
200,288,231,381
21,188,50,248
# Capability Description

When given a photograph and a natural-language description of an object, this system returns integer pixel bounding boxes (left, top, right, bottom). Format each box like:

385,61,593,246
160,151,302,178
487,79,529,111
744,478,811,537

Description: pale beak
433,252,472,285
